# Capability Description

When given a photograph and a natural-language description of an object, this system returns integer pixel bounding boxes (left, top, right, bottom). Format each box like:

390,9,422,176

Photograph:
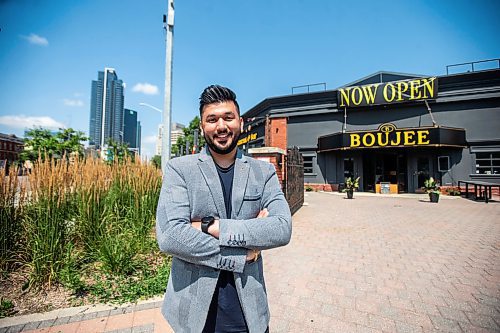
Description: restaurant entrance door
362,151,408,193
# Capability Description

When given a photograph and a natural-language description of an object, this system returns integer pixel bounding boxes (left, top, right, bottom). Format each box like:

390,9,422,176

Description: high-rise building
156,122,184,156
124,109,141,154
137,122,142,155
89,68,124,148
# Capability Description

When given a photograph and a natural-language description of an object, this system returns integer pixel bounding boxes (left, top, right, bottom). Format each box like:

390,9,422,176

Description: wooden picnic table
458,180,500,203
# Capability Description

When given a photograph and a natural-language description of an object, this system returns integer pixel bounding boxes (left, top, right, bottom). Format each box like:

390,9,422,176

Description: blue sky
1,0,499,158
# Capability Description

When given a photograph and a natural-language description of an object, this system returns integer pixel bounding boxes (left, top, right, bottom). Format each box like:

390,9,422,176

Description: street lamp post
162,0,175,174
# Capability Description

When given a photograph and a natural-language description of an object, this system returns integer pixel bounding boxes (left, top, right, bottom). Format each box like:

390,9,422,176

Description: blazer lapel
198,148,227,219
232,150,250,218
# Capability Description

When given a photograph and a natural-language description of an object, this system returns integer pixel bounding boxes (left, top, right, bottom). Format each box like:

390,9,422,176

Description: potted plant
343,176,360,199
424,177,441,203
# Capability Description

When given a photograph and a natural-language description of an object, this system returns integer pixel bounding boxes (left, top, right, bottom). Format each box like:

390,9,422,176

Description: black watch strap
201,216,215,234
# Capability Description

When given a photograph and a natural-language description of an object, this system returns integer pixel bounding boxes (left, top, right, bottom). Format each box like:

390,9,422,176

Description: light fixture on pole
139,102,164,159
139,102,163,116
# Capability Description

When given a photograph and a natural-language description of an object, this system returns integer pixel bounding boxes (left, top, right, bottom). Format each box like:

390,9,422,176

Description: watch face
202,216,214,224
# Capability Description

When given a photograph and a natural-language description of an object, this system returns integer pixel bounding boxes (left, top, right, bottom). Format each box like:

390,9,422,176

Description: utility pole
162,0,174,173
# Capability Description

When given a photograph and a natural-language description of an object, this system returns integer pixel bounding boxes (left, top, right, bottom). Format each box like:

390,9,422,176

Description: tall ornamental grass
0,165,27,272
73,157,162,275
23,156,77,286
3,154,162,288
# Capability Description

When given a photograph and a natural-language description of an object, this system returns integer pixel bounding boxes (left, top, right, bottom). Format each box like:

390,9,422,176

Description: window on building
475,152,500,175
344,158,354,179
303,155,314,175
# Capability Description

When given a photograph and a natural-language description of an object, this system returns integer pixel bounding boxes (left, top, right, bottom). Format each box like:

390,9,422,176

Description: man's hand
246,249,260,262
256,208,268,218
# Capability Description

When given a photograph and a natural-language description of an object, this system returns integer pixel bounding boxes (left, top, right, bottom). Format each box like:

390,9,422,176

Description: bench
458,180,500,203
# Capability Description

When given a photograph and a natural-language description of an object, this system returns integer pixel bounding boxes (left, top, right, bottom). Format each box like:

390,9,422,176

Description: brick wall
265,117,287,151
248,147,286,188
305,183,338,192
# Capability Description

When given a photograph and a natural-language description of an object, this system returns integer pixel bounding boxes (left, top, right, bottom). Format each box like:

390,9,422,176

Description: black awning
318,123,466,152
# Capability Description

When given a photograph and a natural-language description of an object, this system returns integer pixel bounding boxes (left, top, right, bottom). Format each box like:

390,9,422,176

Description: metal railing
291,82,326,94
446,58,500,75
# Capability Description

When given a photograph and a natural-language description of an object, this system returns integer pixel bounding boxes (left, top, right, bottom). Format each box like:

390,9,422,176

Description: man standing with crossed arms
156,85,292,332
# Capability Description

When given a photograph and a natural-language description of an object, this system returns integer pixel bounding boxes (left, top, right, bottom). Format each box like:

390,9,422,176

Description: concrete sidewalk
0,297,172,333
1,192,499,332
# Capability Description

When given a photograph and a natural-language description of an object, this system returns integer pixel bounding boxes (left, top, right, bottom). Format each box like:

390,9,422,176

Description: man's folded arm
219,163,292,250
156,162,247,273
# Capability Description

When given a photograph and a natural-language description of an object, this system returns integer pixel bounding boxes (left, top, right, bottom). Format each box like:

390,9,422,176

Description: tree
105,139,130,163
151,155,161,169
56,128,88,159
173,116,205,156
20,127,88,162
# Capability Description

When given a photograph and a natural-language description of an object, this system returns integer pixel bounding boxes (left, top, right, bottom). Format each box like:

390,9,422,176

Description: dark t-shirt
203,162,248,333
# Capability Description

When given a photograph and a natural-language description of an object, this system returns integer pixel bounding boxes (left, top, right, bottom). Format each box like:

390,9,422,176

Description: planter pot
429,192,440,203
346,190,354,199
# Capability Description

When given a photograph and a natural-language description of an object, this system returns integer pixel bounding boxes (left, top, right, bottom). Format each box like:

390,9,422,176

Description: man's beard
204,129,240,155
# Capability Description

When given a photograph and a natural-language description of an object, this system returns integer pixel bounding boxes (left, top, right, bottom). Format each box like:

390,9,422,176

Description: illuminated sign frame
318,123,466,152
338,77,438,108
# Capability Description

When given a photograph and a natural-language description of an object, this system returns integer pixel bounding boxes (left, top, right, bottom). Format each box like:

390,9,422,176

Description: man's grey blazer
156,148,292,333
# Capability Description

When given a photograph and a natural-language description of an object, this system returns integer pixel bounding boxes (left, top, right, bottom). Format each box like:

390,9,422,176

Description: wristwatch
201,216,215,234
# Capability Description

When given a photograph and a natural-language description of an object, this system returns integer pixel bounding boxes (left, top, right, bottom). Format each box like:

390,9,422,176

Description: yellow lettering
396,81,409,101
350,134,361,147
362,84,379,104
383,83,396,103
362,133,376,147
417,130,430,144
377,132,389,146
404,131,416,145
390,131,401,145
410,79,422,99
421,77,435,99
339,88,350,107
352,87,363,106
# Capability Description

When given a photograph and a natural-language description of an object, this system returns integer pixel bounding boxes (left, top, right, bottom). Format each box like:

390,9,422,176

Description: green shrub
445,187,461,196
0,297,15,318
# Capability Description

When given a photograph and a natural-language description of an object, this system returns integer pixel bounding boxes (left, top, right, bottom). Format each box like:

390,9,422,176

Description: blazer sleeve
218,163,292,250
156,161,247,273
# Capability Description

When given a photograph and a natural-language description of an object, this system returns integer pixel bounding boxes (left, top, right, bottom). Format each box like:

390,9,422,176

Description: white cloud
63,98,84,107
0,115,65,130
20,33,49,46
132,82,159,95
143,135,157,144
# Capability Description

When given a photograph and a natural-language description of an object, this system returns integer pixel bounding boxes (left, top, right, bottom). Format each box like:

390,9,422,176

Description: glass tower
89,68,124,148
124,108,141,154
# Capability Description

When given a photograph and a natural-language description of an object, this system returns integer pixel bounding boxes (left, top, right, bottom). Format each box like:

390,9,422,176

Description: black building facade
241,68,500,193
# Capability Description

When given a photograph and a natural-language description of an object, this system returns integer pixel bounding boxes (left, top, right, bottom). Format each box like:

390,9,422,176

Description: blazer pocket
243,193,261,201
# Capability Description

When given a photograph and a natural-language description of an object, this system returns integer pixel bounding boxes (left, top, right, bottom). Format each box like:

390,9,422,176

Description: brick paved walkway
1,192,499,332
265,192,500,332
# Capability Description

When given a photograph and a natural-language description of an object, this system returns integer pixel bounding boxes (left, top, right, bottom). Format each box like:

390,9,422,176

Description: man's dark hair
199,85,240,117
